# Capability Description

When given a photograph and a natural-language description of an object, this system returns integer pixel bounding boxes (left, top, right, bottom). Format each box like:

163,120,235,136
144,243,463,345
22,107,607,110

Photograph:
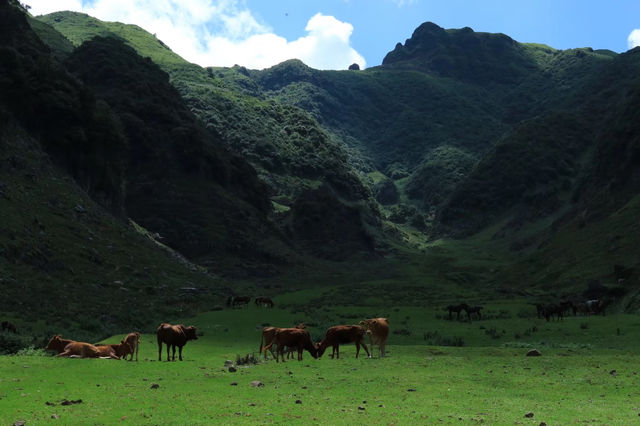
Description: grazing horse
226,296,251,309
464,306,483,321
543,304,564,322
255,297,274,308
1,321,17,334
446,304,469,320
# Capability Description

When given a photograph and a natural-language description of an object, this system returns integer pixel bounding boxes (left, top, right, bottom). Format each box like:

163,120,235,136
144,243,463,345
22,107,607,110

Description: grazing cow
1,321,17,334
446,304,469,320
45,335,74,354
359,318,390,357
464,306,483,321
259,323,307,360
533,303,545,319
226,296,251,309
255,297,274,308
263,328,317,363
94,341,132,359
317,325,370,359
157,323,198,361
122,332,141,361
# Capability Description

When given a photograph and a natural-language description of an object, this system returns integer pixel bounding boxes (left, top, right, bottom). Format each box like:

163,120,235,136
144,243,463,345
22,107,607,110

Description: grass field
2,300,640,425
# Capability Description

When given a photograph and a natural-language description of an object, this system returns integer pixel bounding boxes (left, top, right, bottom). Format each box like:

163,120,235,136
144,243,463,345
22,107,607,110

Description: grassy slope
0,118,232,343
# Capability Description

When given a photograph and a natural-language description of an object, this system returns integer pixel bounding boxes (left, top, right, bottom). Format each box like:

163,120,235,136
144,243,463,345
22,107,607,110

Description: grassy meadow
2,296,640,425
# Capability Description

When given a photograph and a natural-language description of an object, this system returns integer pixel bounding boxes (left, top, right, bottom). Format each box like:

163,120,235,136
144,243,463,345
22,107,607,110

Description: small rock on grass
150,384,159,389
524,412,534,418
250,381,264,387
295,400,302,404
13,421,26,426
230,382,238,386
228,366,237,373
526,349,542,357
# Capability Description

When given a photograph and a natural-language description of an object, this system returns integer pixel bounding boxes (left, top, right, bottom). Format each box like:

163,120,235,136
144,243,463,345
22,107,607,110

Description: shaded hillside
38,11,383,259
63,36,284,269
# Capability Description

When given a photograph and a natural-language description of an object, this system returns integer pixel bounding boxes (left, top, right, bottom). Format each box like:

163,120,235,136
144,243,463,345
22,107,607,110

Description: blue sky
28,0,640,70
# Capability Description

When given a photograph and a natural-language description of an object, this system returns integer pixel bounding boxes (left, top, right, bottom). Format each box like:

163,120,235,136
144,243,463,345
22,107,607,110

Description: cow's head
184,326,198,341
115,340,133,358
315,342,326,358
45,335,64,352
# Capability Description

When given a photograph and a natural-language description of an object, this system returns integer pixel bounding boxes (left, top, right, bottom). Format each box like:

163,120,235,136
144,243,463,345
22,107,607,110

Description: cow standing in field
359,318,389,358
259,323,307,360
317,325,370,359
122,332,141,361
263,328,317,363
157,323,198,361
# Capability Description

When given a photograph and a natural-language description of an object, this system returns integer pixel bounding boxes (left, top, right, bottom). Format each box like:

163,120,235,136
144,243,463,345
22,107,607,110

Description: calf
157,323,198,361
263,328,317,363
317,325,370,359
95,341,132,359
122,332,141,361
359,318,389,358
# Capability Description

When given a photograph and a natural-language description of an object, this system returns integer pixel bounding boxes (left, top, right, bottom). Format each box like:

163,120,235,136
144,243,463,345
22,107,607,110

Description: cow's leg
355,342,360,358
179,345,183,361
158,339,163,361
166,344,171,361
171,345,177,361
335,345,340,359
361,340,370,358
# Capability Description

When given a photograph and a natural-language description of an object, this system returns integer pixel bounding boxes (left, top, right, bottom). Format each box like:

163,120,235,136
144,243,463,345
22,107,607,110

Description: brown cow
317,325,370,359
94,341,132,359
57,342,120,359
263,328,317,363
45,335,74,354
122,332,141,361
359,318,389,357
157,323,198,361
259,323,307,360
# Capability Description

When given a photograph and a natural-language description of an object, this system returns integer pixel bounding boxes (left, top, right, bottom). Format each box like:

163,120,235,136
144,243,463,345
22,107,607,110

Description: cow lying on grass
94,341,133,359
45,335,122,359
317,325,370,359
262,328,317,363
359,318,389,357
157,323,198,361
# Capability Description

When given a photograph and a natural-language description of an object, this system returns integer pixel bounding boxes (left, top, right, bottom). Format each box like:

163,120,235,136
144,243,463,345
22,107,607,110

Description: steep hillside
38,11,383,259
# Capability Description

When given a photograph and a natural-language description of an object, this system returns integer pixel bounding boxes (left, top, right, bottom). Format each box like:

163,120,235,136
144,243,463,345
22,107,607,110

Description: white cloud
27,0,365,70
629,29,640,50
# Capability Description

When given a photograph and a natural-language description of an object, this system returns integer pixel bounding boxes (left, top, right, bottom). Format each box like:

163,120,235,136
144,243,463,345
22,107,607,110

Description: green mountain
2,0,640,348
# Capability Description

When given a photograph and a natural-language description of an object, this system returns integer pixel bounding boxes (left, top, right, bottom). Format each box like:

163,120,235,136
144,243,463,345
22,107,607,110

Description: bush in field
0,333,31,354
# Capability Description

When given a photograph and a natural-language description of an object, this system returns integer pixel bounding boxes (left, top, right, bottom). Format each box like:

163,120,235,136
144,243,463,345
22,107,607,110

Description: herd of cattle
38,318,390,363
44,323,198,361
3,296,609,361
258,318,390,362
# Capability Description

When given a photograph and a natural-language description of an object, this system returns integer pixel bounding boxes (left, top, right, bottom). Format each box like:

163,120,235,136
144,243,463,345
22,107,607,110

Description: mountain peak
382,21,532,84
